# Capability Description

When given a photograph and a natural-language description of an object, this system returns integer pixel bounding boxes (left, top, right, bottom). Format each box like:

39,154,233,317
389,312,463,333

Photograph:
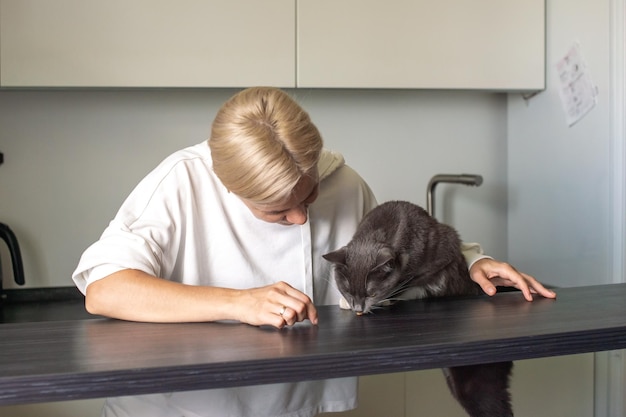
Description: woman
73,87,555,417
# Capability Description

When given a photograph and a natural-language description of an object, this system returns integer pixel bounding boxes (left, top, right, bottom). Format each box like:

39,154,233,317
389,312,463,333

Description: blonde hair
209,87,323,205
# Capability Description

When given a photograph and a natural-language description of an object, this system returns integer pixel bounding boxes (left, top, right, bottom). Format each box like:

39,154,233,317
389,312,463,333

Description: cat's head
323,244,409,315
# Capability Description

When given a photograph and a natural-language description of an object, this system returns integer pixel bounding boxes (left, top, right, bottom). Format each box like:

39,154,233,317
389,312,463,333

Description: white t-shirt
73,142,377,417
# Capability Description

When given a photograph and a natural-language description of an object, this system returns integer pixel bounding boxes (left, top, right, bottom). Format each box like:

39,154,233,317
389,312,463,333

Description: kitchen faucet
426,174,483,217
0,223,25,298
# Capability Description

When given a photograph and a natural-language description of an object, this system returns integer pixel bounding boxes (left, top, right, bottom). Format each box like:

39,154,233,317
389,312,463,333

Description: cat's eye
372,261,394,273
367,293,377,298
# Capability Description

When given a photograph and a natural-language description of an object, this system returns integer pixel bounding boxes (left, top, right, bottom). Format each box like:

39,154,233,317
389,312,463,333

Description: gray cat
323,200,513,417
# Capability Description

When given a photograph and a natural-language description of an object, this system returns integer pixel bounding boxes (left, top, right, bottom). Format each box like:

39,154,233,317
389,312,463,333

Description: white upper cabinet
0,0,296,87
1,0,545,90
297,0,545,90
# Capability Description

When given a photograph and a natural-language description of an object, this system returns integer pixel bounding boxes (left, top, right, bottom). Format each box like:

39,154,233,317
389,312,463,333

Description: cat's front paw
339,297,351,310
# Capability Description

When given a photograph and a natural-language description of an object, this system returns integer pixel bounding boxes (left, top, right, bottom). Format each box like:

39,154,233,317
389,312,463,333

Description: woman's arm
85,269,318,328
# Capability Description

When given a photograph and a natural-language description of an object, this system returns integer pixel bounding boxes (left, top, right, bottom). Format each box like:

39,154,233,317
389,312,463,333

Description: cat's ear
373,247,396,273
322,247,347,265
375,248,409,271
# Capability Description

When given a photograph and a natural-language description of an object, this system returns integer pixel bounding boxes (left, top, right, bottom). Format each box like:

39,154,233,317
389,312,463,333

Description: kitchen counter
1,283,626,405
0,287,96,323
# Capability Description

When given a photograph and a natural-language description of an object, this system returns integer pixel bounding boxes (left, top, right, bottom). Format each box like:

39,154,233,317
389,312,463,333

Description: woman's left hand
469,258,557,301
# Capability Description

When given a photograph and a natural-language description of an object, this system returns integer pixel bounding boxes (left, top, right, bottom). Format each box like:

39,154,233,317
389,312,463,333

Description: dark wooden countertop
1,283,625,405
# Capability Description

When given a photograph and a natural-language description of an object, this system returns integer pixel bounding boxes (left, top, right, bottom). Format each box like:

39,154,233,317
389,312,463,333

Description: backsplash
0,89,507,288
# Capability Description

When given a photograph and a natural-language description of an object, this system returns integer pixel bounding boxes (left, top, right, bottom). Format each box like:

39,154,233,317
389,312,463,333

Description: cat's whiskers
372,276,421,309
367,306,382,315
383,277,416,299
320,274,345,296
381,297,405,303
319,275,335,286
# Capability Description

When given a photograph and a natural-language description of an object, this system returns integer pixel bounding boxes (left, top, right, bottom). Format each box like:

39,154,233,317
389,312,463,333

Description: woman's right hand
236,281,318,329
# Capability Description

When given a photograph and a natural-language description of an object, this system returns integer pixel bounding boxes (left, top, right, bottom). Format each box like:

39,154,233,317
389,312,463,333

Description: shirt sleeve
461,242,493,270
72,219,164,294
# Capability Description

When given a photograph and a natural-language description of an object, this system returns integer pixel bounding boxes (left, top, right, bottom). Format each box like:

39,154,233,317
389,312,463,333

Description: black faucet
0,223,25,295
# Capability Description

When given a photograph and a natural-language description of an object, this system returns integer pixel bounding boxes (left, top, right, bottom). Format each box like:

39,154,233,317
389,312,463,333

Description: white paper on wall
556,42,598,127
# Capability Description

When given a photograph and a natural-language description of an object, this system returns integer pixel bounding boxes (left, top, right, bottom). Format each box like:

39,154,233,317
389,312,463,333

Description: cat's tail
443,362,514,417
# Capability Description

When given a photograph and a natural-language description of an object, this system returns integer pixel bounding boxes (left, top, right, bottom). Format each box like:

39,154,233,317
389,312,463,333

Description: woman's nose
285,205,308,225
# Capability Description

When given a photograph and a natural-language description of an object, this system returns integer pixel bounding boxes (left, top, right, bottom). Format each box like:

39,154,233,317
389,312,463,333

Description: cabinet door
297,0,545,90
0,0,295,87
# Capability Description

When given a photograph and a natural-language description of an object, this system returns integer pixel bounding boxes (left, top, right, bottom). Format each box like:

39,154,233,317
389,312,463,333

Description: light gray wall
0,89,508,288
507,0,625,414
507,0,613,287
